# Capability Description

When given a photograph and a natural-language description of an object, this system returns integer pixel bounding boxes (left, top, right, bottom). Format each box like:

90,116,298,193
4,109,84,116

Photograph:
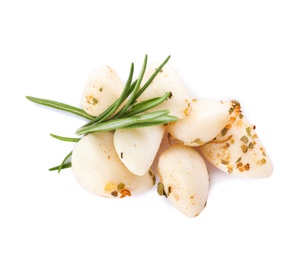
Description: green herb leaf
57,151,72,173
50,133,81,142
26,96,94,120
49,162,72,171
134,55,170,99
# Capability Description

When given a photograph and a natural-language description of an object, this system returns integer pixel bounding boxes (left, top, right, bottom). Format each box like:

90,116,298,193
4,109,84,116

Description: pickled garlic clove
166,99,229,147
114,125,165,176
72,132,155,198
81,66,124,116
157,144,209,217
200,100,273,178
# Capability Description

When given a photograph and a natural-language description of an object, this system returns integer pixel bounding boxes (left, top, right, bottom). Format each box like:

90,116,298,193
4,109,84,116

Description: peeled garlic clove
157,144,209,217
166,99,229,147
200,100,274,178
81,66,124,116
138,62,191,119
71,132,155,198
114,125,165,176
151,131,171,173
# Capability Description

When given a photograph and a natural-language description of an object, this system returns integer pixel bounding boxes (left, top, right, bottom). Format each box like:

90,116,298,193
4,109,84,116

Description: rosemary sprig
75,55,175,135
26,55,177,173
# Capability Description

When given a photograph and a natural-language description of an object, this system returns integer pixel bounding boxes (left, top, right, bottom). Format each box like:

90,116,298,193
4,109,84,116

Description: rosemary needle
49,162,72,171
50,133,81,142
57,151,72,173
26,96,94,120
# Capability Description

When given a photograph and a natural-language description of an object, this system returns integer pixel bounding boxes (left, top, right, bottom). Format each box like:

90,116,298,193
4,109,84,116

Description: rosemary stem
76,110,171,135
121,92,171,117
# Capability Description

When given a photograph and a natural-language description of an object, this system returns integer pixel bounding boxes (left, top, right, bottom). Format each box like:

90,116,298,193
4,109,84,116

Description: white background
1,1,301,259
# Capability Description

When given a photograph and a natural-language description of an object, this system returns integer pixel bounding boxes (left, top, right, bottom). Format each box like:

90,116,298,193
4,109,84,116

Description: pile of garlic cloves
71,61,274,218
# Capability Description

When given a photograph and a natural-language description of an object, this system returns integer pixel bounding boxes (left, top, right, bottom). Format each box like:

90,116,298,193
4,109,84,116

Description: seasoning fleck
191,138,203,145
241,144,248,153
221,159,230,165
221,128,228,136
260,147,266,156
117,183,125,190
111,191,118,197
248,142,254,149
120,189,131,198
157,182,167,197
227,165,234,173
104,182,116,191
235,157,242,163
92,98,99,105
257,158,267,165
244,163,250,171
240,135,249,144
167,186,172,196
236,162,243,168
229,100,241,114
221,124,232,136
